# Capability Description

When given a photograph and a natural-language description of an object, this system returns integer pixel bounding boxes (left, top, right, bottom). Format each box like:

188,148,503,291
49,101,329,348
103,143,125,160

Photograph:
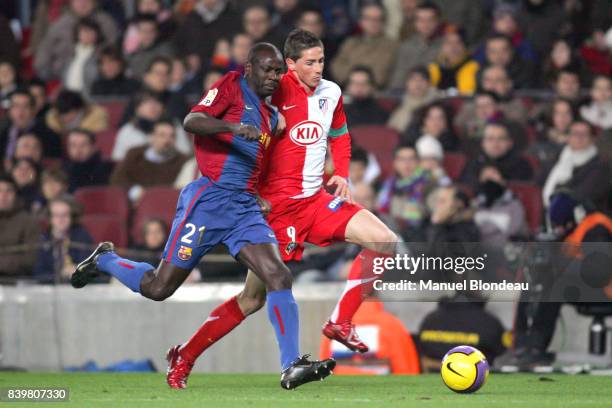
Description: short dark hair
349,65,375,86
284,29,324,61
54,90,86,114
146,56,172,73
486,33,512,47
74,17,104,44
9,88,35,107
0,175,17,191
394,144,416,157
407,66,430,82
154,118,175,130
28,77,46,90
68,128,96,144
570,119,595,136
42,168,69,185
248,42,282,65
134,12,158,25
99,45,125,65
416,0,441,17
351,146,369,166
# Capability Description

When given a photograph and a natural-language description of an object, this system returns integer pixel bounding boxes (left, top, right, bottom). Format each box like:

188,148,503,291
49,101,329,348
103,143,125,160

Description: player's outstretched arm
183,112,261,140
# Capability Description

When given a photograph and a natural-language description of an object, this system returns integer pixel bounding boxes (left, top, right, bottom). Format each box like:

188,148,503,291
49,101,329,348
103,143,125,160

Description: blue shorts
162,177,278,270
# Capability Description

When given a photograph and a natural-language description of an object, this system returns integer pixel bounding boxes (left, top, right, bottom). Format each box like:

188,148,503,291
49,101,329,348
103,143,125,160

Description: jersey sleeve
190,73,236,117
328,95,351,178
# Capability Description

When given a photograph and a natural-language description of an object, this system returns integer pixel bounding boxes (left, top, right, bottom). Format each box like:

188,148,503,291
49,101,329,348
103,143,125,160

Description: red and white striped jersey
259,72,351,199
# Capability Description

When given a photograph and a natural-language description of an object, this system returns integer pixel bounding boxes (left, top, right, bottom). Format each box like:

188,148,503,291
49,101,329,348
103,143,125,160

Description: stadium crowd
0,0,610,288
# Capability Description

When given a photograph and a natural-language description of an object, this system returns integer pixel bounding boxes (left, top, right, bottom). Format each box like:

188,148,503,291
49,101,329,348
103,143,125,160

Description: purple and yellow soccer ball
440,345,489,393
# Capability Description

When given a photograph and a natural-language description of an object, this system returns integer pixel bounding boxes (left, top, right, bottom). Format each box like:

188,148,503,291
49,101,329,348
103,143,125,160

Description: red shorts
264,190,363,261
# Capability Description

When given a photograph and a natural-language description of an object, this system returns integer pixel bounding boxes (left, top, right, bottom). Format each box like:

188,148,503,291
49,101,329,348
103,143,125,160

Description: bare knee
265,263,292,292
236,291,266,316
144,282,177,301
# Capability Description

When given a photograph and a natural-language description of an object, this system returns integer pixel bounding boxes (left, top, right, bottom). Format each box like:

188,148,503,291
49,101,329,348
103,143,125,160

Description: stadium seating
74,186,130,223
96,99,128,159
350,125,399,178
442,152,467,181
132,187,181,244
80,214,129,248
507,181,543,234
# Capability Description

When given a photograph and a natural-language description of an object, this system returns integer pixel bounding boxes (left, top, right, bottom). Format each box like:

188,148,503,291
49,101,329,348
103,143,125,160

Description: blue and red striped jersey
190,71,277,194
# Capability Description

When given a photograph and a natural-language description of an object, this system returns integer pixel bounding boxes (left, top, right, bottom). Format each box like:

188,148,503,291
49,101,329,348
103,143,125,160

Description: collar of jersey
287,71,317,97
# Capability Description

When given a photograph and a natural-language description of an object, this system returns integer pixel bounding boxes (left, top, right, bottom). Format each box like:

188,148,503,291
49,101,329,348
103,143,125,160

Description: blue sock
97,252,153,293
267,289,300,371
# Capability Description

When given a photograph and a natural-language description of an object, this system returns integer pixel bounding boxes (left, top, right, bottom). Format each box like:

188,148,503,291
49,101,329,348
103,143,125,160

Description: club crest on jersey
327,197,345,212
198,88,218,106
259,132,271,149
319,98,329,114
289,120,323,146
285,242,298,255
178,245,192,260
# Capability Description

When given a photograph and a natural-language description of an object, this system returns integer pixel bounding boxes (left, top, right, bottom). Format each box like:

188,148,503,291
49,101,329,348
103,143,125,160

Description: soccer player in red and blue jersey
71,43,335,390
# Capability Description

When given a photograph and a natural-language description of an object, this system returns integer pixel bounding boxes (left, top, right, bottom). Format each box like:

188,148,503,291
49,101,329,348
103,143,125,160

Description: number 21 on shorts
181,223,206,245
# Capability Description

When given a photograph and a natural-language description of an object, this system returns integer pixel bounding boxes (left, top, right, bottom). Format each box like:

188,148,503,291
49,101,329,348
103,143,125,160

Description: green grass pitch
1,372,610,407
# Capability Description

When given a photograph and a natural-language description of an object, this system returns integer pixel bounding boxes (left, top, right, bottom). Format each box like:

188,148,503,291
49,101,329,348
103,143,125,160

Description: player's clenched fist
232,123,261,140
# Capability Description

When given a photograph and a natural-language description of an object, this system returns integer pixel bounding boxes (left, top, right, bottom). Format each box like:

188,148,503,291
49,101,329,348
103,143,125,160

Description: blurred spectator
481,34,536,89
517,0,570,59
0,90,62,160
63,129,113,192
344,66,389,126
387,66,442,133
33,195,94,283
32,168,70,216
0,60,18,109
120,57,189,125
13,133,43,165
110,119,188,202
460,122,533,187
473,165,528,246
415,135,450,187
392,0,418,41
123,0,175,55
388,1,443,90
174,157,200,189
378,145,434,238
552,68,582,102
331,3,398,88
34,0,118,80
579,27,612,76
542,121,610,210
170,56,202,95
474,4,537,65
431,0,486,46
173,0,241,65
459,66,528,126
403,102,459,151
296,8,337,78
529,98,577,177
0,15,19,68
580,75,612,130
64,17,104,94
271,0,303,37
456,92,503,140
132,218,168,265
113,92,191,161
211,33,252,74
242,5,284,50
203,67,224,93
347,146,381,188
91,46,141,97
46,90,109,135
28,0,70,58
9,158,42,212
427,185,479,242
0,176,39,276
126,14,174,80
540,39,590,89
428,26,479,95
27,79,52,122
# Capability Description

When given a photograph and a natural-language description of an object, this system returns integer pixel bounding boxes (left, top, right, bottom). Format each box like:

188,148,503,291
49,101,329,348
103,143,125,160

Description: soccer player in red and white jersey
173,30,399,374
258,29,399,352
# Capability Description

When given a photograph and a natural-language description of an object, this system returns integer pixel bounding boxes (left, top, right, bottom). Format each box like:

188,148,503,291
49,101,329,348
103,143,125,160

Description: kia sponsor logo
289,120,323,146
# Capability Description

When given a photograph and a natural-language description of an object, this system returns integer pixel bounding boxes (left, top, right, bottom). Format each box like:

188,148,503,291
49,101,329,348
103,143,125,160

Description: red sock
330,249,386,323
179,296,245,362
